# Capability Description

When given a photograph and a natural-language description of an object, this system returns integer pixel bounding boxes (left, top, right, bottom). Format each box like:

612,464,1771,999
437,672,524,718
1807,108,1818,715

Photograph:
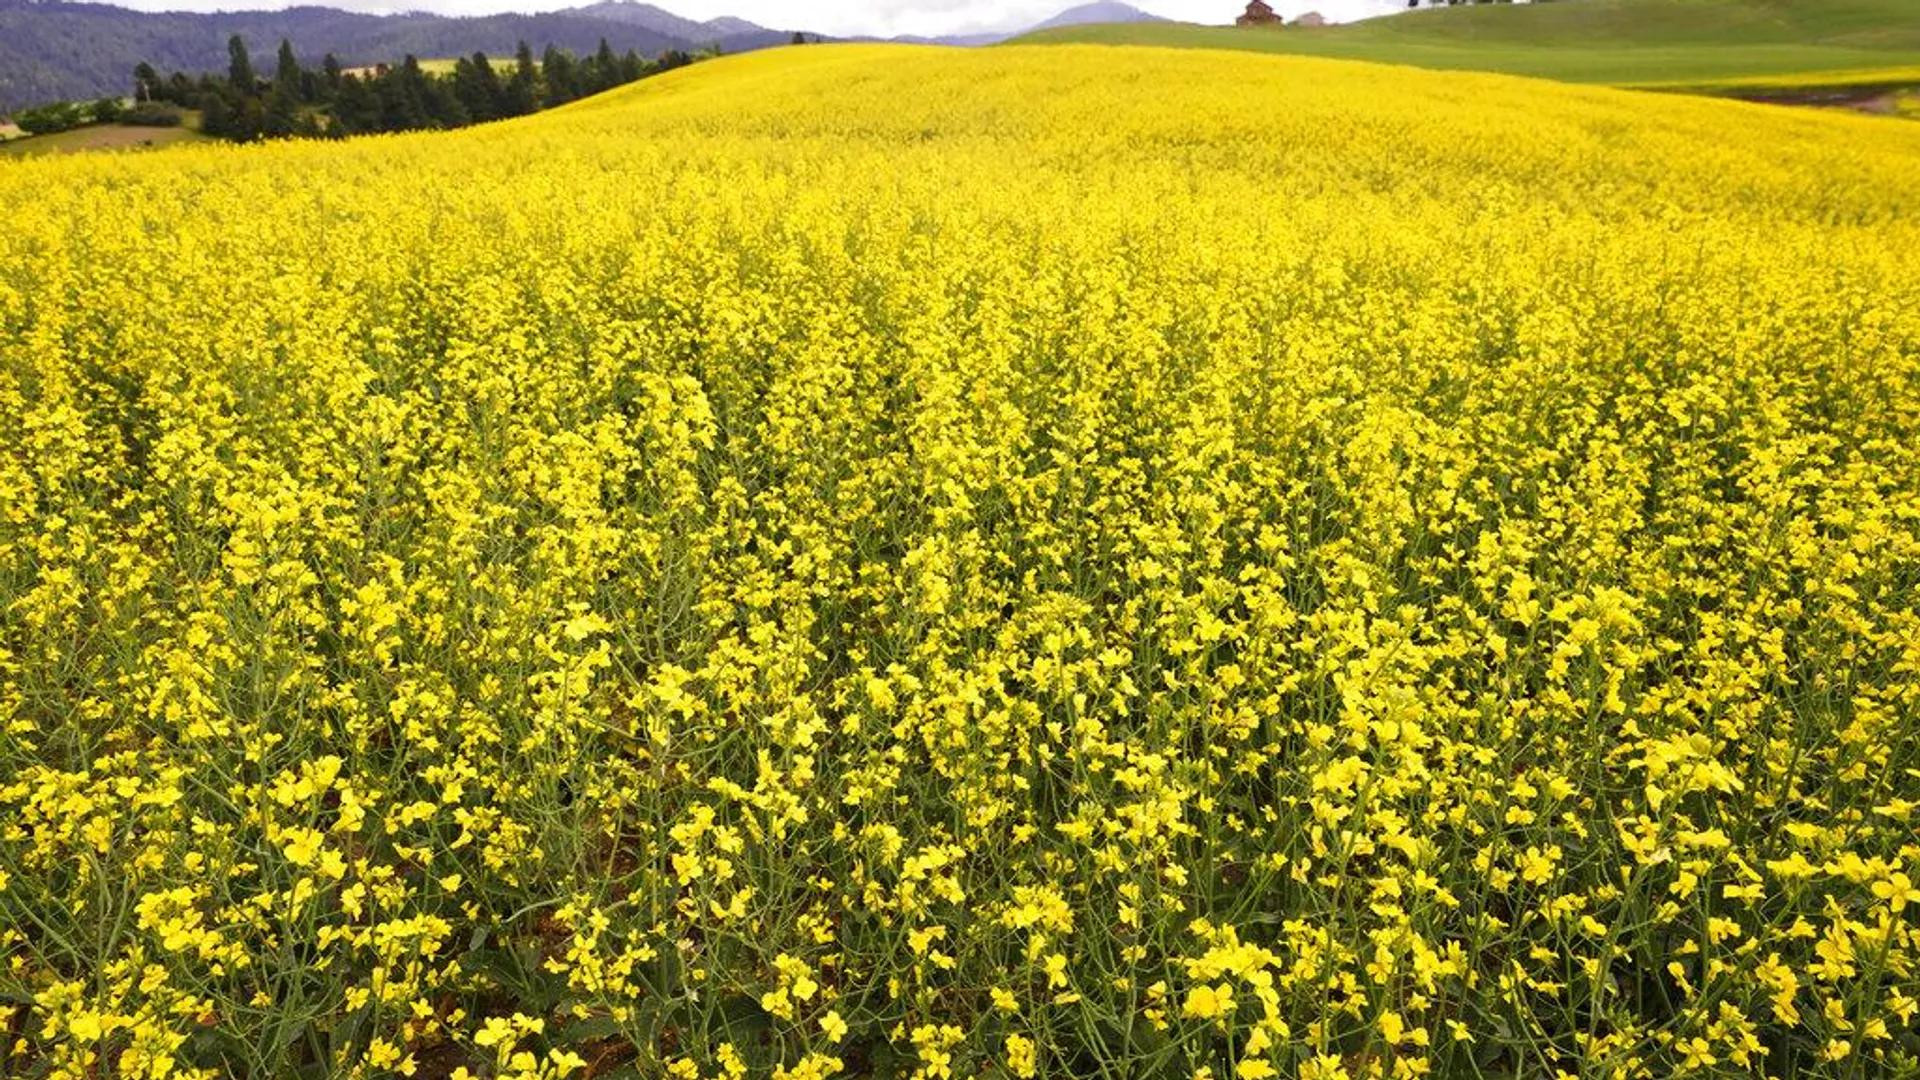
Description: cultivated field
0,122,207,158
2,42,1919,1080
1017,0,1920,85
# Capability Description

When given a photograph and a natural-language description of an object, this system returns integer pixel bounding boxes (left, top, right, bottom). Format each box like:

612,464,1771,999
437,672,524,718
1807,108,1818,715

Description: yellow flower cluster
3,41,1919,1080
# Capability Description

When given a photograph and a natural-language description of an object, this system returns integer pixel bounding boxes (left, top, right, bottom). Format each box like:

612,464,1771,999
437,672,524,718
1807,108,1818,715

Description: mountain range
0,0,1171,113
0,0,799,110
892,2,1168,47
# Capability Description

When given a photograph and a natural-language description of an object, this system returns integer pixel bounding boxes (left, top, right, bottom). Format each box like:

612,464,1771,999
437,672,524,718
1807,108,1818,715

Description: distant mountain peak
703,15,763,35
902,2,1166,46
1030,2,1167,32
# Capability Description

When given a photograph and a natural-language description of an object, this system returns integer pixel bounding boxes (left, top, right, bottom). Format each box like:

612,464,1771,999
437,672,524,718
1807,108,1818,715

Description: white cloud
102,0,1414,39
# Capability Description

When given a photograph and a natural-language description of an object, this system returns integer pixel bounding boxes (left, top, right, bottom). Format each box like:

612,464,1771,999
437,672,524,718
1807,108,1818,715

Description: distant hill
0,0,792,112
1030,2,1168,34
565,1,770,44
1009,0,1920,85
703,16,762,35
895,1,1165,47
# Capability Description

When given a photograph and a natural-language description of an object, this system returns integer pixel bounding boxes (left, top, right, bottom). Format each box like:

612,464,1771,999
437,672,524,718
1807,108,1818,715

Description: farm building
1236,0,1283,27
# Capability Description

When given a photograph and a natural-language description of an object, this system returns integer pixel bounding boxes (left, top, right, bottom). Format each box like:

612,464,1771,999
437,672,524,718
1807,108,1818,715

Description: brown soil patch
1716,82,1920,118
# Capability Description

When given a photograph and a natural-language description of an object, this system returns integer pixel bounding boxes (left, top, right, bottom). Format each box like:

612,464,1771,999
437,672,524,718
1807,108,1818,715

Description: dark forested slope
0,0,790,110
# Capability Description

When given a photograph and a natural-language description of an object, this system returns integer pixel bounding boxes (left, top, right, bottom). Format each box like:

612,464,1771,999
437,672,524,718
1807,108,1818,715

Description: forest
137,35,695,140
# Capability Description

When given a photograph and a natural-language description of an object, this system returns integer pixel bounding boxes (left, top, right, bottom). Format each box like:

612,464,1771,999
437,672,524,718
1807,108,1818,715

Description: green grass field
335,57,518,79
1638,63,1920,88
1012,0,1920,86
0,119,208,158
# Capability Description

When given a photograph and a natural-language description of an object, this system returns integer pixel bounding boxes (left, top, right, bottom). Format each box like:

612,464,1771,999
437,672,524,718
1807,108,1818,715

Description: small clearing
0,123,207,158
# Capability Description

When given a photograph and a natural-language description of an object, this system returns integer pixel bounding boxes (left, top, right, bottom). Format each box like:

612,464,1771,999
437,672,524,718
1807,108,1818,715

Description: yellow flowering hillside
4,42,1920,1080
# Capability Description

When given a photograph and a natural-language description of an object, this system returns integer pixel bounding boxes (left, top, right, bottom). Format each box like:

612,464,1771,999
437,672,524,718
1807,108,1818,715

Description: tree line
135,34,697,141
8,94,181,135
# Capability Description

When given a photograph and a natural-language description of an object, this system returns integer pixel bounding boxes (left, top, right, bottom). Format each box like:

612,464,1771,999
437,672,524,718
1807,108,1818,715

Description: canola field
3,43,1920,1080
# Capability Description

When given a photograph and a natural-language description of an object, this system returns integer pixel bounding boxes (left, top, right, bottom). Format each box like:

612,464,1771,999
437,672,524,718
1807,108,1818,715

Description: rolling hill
1029,2,1168,34
3,37,1920,1080
890,1,1166,47
1012,0,1920,85
566,1,764,42
0,0,1177,113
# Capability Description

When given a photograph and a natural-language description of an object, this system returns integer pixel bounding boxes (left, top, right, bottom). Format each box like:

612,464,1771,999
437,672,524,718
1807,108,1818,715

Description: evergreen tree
332,74,380,135
379,56,431,130
263,83,301,138
233,92,266,141
504,41,539,117
133,61,159,101
541,46,577,107
451,52,504,123
423,75,470,128
227,35,256,93
275,38,302,93
593,38,619,93
199,89,232,137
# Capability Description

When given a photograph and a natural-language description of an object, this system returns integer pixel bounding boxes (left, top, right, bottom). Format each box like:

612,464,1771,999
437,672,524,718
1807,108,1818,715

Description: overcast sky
98,0,1416,39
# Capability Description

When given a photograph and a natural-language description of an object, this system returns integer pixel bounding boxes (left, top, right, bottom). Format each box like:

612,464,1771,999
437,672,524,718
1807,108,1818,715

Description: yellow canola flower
1872,872,1918,912
0,38,1917,1080
1184,983,1235,1021
1004,1033,1038,1079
